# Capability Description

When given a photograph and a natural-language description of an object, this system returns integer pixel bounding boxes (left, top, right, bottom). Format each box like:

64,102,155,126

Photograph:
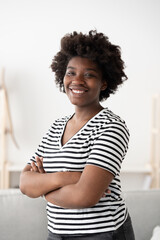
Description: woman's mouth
72,89,86,94
69,86,88,96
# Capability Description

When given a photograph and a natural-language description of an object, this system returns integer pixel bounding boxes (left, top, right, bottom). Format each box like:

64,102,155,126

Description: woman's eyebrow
67,66,98,72
86,68,98,72
67,66,75,69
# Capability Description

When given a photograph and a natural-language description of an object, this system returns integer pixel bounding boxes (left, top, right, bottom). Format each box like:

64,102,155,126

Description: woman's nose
72,74,85,83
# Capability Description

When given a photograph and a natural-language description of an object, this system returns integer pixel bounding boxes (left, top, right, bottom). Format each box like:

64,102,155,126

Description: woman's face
63,56,107,109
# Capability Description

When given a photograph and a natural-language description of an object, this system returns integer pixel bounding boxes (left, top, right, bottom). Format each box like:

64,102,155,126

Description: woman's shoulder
41,115,70,136
95,108,129,136
97,108,127,126
54,115,71,124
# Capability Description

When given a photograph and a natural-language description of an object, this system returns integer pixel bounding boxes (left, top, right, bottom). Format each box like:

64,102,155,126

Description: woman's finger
36,156,45,173
106,189,111,194
31,161,38,172
102,189,111,198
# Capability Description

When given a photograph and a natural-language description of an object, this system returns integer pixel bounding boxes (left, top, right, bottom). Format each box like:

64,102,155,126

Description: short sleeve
27,128,51,165
86,121,129,176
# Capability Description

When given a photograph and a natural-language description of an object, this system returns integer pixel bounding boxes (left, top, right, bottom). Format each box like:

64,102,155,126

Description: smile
72,89,85,94
69,86,88,95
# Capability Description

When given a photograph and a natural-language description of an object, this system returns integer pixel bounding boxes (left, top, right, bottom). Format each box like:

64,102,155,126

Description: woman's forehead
67,56,100,71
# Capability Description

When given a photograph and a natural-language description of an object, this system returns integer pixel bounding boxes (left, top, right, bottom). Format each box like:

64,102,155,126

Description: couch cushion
0,189,48,240
124,190,160,240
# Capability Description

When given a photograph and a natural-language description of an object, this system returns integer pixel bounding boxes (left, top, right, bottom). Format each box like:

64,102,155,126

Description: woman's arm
44,121,128,208
45,164,114,208
19,157,81,198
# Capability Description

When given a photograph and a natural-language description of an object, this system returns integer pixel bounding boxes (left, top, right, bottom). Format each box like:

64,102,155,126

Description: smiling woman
51,30,127,101
20,30,135,240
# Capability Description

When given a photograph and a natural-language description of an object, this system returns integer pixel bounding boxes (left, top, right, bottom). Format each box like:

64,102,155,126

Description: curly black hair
51,30,127,101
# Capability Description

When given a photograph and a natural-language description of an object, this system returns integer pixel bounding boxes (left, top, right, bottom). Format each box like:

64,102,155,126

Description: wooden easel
150,94,160,188
0,68,18,189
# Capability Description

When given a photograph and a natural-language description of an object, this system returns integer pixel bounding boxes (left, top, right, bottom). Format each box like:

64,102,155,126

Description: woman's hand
31,156,45,173
20,157,82,198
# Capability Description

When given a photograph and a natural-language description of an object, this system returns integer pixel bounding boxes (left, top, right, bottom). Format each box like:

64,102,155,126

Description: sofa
0,189,160,240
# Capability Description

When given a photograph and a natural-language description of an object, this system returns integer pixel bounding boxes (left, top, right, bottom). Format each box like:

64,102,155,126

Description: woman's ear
101,81,107,91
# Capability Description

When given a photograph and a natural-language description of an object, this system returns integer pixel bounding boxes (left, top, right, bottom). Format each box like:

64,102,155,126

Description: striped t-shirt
29,108,129,235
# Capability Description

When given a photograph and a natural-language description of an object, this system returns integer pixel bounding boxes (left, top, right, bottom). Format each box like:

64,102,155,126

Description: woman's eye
66,71,75,76
84,73,95,78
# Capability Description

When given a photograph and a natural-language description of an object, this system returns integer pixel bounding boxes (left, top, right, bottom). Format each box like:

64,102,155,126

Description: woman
20,30,135,240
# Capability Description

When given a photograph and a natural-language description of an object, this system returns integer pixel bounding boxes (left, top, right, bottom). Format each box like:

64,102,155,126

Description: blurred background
0,0,160,190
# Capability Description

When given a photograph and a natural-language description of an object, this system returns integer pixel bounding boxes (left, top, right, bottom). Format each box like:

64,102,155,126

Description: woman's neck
73,105,104,123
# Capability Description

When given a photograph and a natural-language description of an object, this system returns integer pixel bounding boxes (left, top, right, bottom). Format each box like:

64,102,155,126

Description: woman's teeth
72,89,85,94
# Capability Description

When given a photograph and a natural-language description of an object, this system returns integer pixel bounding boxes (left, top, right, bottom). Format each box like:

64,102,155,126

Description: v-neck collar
59,108,106,149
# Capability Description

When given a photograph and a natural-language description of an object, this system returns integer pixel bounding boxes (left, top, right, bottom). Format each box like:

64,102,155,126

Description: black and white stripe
29,108,129,235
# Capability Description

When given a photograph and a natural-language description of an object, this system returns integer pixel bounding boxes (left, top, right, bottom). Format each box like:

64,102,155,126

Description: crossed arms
20,156,113,209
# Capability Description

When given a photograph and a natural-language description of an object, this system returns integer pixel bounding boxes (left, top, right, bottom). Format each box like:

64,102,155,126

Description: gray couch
0,189,160,240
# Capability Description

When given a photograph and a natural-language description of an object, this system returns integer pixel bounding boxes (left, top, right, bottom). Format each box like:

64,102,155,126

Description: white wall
0,0,160,173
